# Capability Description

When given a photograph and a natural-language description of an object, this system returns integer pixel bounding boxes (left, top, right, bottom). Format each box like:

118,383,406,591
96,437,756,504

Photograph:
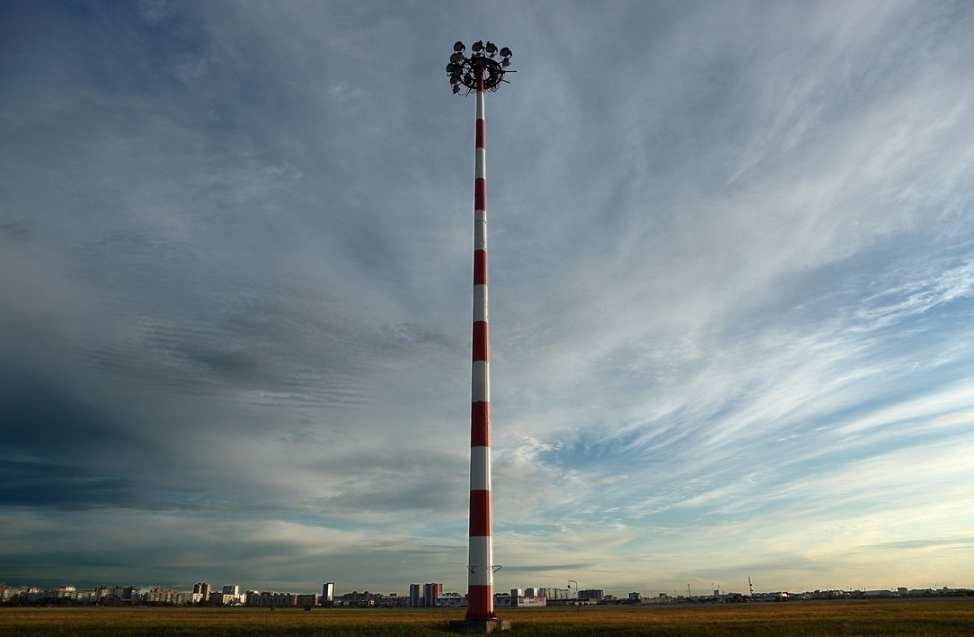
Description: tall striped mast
468,60,493,621
446,40,513,625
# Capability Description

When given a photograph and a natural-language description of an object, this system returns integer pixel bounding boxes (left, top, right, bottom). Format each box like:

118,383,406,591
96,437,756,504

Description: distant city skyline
3,1,974,596
4,574,971,602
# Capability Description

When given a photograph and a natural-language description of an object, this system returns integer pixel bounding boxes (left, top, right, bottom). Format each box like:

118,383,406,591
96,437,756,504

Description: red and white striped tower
467,61,494,621
446,40,513,627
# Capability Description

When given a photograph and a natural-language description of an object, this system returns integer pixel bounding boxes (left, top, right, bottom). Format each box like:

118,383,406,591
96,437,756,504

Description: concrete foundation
449,619,513,634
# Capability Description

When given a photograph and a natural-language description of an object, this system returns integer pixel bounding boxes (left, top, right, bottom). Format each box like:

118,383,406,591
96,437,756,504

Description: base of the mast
449,619,512,634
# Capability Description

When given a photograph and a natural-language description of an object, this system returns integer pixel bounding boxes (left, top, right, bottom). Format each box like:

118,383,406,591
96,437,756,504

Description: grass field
3,599,974,636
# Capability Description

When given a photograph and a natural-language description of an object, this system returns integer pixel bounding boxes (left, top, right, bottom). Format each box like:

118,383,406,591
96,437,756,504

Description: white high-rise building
323,582,335,603
194,582,211,602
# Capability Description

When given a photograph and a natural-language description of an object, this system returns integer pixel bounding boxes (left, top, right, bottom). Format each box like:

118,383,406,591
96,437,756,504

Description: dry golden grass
509,599,974,636
3,599,973,636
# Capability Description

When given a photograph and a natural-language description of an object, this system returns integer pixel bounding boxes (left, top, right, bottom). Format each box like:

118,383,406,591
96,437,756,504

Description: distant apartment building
296,594,319,607
17,585,141,604
578,589,604,602
516,595,546,607
423,583,441,608
332,590,381,607
210,586,243,606
247,591,297,607
323,582,335,603
494,592,513,607
194,582,211,602
406,583,442,607
120,586,142,601
244,591,316,607
372,593,406,608
508,588,546,607
54,586,78,600
145,587,181,604
409,583,422,607
538,587,573,600
436,591,465,607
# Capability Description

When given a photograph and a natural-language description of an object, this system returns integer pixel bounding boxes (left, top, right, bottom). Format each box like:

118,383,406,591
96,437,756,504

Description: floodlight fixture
445,40,514,93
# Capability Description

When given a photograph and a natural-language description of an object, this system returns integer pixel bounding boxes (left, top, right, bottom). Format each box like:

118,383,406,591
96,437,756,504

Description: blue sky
2,0,974,597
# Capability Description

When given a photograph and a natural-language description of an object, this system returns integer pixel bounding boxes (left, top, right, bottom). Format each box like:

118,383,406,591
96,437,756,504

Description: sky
2,0,974,597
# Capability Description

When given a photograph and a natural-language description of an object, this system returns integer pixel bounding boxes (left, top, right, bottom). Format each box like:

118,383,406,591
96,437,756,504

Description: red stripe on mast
475,179,487,213
469,490,492,536
472,322,489,361
471,402,490,447
473,250,487,286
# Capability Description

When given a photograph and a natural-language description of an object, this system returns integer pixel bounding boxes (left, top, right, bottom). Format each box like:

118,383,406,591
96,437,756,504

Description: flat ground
3,598,974,636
